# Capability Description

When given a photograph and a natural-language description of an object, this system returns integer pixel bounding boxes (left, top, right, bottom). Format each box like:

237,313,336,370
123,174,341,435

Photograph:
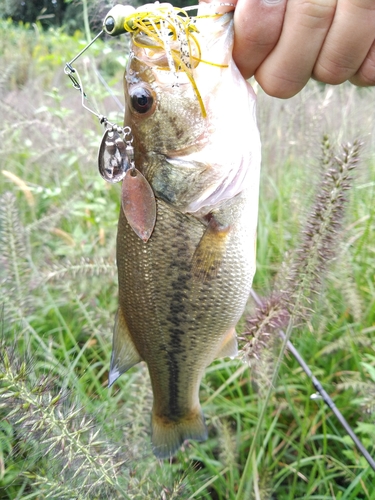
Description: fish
107,2,261,459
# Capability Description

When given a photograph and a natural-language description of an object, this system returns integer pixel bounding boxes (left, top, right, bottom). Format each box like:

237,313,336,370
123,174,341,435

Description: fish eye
130,87,155,115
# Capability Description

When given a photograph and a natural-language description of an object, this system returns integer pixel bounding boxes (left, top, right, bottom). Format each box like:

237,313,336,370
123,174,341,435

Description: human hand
205,0,375,98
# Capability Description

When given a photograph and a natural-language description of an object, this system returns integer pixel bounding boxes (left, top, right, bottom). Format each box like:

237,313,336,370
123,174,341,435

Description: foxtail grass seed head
0,336,129,498
0,192,37,330
285,139,361,317
242,138,361,362
241,293,289,361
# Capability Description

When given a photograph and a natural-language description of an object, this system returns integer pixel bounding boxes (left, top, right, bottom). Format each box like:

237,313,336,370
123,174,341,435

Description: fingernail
262,0,284,4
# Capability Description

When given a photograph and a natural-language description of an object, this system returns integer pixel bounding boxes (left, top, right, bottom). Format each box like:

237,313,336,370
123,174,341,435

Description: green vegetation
1,19,375,499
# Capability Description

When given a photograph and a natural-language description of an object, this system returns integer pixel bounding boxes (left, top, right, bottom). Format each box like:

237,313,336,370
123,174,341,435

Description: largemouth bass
107,2,261,459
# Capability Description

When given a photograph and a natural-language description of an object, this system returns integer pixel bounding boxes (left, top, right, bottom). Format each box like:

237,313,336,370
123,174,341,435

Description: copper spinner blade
121,168,156,242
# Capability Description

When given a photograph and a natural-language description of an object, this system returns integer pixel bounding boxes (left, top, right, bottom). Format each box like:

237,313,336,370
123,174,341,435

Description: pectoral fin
214,327,238,360
108,307,142,386
192,216,230,281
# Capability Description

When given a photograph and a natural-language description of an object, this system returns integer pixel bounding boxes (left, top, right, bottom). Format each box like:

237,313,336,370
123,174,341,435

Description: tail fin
151,407,208,459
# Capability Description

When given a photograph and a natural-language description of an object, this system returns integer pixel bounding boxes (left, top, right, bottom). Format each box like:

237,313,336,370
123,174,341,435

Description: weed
1,20,375,500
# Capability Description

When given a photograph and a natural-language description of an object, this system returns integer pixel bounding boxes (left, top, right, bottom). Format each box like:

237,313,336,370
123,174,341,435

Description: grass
1,18,375,499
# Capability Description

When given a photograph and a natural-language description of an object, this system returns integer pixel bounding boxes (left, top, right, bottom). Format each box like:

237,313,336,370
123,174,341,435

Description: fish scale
109,6,261,458
115,192,254,456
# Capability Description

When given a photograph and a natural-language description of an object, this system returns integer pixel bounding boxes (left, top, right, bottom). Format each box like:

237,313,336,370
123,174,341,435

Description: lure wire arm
64,63,101,118
64,28,131,138
64,29,106,115
64,64,86,97
65,29,104,68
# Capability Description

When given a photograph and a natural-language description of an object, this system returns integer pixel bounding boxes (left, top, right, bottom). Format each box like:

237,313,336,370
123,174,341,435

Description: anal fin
108,307,142,386
215,327,238,360
192,216,231,281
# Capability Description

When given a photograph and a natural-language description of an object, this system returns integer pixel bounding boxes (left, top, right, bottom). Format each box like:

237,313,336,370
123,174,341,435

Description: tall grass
1,19,375,499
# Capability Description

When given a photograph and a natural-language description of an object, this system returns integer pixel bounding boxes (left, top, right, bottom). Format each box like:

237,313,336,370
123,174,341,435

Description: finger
198,0,236,14
313,0,375,85
232,0,287,80
255,0,337,98
350,39,375,86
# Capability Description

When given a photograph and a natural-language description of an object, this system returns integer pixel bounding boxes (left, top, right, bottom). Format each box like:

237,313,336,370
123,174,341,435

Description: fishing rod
250,288,375,473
